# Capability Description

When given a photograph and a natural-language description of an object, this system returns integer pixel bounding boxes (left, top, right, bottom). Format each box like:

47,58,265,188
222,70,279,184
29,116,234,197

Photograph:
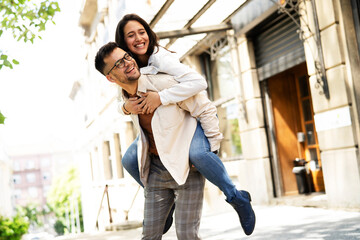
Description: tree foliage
230,118,242,155
47,166,83,234
0,0,60,123
0,111,5,124
16,204,44,229
0,0,60,70
0,214,29,240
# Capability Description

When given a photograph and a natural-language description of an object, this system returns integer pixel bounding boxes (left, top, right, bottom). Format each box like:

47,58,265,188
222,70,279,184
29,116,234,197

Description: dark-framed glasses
107,53,132,75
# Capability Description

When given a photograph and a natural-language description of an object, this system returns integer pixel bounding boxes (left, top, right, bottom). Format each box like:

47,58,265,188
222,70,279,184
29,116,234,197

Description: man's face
105,47,141,85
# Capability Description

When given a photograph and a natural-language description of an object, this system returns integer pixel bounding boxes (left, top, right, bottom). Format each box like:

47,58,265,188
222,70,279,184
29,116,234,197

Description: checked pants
142,154,205,240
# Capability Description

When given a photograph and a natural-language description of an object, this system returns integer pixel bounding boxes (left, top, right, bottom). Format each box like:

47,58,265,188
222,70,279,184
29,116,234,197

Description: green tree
53,220,65,235
0,0,60,70
230,119,242,155
0,111,5,124
47,166,83,235
16,204,43,229
0,0,60,123
0,214,29,240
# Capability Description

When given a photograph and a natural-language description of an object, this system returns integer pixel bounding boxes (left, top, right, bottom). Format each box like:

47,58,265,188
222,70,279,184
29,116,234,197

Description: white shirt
117,46,208,112
141,47,208,105
123,74,222,186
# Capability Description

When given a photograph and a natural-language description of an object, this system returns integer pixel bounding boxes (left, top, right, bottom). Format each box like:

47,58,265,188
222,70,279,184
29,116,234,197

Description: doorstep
271,192,328,209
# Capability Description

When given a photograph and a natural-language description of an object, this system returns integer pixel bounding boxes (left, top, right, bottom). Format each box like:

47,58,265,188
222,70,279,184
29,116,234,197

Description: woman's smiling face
124,20,150,57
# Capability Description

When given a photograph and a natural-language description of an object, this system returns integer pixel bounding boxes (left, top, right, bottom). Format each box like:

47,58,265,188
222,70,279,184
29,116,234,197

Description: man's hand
124,97,145,114
141,91,162,114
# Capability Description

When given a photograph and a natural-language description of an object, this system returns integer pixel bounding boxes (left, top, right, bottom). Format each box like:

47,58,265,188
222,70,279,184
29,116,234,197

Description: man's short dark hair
95,42,118,75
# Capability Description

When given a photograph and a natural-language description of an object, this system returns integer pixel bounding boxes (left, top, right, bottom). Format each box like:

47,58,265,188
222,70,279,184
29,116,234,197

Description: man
95,42,256,239
95,42,222,239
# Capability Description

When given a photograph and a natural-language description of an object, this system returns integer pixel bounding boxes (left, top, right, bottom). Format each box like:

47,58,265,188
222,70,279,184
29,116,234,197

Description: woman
115,13,255,236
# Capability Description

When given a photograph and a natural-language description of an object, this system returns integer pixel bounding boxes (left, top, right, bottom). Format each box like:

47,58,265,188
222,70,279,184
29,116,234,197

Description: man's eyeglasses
107,53,132,75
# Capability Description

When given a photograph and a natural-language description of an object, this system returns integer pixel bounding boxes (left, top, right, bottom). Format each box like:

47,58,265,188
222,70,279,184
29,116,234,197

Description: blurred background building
10,149,75,210
72,0,360,233
0,128,13,217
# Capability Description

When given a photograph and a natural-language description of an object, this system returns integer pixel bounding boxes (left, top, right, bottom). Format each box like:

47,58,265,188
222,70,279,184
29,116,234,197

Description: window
42,172,50,181
43,186,50,198
26,160,35,170
26,173,36,183
351,0,360,55
14,189,22,199
41,157,50,168
92,147,101,181
89,153,95,181
28,187,38,198
13,162,21,171
202,43,243,160
13,175,21,184
103,141,113,180
114,133,124,179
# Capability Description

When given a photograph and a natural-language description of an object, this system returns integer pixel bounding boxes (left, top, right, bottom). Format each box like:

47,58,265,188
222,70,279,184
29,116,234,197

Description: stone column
236,36,274,204
301,0,360,208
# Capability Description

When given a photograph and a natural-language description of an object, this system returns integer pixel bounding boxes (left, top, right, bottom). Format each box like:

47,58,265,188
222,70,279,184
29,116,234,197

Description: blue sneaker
227,190,256,235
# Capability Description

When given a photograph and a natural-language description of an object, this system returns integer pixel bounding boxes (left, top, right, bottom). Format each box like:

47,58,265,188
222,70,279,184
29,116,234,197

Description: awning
140,0,247,57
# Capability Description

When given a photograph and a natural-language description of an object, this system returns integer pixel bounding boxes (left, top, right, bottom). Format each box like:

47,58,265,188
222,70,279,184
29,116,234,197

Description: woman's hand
124,97,145,114
141,91,162,114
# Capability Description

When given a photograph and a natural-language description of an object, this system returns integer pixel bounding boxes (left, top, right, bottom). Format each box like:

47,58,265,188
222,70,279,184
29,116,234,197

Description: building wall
74,88,144,231
77,0,140,231
235,35,274,204
76,2,360,233
301,0,360,208
11,152,74,209
228,0,360,208
0,144,13,217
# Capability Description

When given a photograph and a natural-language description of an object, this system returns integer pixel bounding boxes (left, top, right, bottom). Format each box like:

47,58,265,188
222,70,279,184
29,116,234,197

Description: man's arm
145,74,223,151
117,86,145,115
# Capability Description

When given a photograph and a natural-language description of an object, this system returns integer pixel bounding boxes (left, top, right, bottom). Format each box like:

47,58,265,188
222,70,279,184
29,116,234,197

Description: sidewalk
56,204,360,240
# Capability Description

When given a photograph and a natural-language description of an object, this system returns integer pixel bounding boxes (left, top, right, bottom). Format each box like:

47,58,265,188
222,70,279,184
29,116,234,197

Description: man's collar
122,74,148,98
137,75,148,93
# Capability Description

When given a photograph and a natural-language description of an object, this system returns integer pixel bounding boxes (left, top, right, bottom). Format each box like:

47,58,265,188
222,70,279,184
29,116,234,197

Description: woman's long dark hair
115,14,159,66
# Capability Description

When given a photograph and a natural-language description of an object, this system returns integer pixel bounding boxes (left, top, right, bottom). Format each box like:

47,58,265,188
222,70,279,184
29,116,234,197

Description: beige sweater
122,74,223,186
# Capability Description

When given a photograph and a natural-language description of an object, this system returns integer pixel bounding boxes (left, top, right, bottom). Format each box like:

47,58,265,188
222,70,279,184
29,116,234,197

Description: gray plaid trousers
142,155,205,240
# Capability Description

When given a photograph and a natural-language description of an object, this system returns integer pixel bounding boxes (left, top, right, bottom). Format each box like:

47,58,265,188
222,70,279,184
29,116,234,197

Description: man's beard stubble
126,62,140,82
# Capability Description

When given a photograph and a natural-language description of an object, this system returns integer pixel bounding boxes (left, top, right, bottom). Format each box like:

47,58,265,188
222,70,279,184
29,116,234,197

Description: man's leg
189,122,256,235
142,188,174,240
142,155,175,240
123,138,174,233
174,167,205,240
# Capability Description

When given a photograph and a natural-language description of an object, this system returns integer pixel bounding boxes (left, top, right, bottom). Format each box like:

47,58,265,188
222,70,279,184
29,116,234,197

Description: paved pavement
55,204,360,240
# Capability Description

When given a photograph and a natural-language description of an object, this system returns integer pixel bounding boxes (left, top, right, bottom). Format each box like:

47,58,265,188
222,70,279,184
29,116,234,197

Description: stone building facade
75,0,360,231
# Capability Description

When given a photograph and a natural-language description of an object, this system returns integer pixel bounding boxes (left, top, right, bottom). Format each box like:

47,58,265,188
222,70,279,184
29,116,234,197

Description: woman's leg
189,122,256,235
121,136,143,187
189,122,237,201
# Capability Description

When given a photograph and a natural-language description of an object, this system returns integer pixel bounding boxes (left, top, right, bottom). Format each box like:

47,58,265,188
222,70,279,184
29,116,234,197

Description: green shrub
0,215,29,240
53,220,65,236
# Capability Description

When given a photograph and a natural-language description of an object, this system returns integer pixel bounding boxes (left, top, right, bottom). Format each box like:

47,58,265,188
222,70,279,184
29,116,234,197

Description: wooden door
268,63,325,195
268,67,303,195
295,66,325,192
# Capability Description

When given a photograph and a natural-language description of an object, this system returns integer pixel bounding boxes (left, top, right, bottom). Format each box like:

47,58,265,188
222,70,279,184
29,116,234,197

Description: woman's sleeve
147,49,208,105
177,92,223,152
